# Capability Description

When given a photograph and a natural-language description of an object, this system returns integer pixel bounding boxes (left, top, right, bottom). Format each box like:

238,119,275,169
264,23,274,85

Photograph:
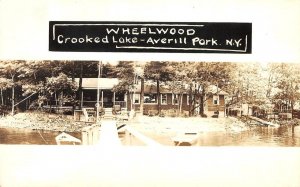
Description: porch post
81,91,84,108
101,91,104,108
96,61,103,123
125,93,128,110
113,92,116,106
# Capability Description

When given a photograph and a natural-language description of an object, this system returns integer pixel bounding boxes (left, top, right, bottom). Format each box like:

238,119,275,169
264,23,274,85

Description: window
133,94,140,104
172,94,179,105
161,94,167,105
187,95,196,105
213,95,219,105
115,93,125,101
144,94,157,104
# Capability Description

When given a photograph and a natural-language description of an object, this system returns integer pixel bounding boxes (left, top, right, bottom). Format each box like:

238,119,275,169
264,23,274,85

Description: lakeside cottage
74,78,228,117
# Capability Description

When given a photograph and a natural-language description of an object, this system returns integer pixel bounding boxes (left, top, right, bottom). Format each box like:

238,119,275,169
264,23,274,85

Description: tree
168,61,197,116
45,73,78,112
109,61,135,92
270,63,300,116
132,64,145,115
144,61,175,115
16,60,62,111
193,62,235,116
0,60,26,115
226,63,268,115
78,61,84,109
108,61,136,110
0,78,13,105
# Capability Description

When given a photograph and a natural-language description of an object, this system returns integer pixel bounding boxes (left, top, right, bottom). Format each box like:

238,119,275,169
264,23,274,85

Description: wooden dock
98,120,121,146
125,126,162,146
96,119,162,146
248,116,280,127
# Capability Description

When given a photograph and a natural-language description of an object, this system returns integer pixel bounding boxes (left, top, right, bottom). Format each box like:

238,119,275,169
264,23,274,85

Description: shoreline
127,116,251,146
1,113,299,146
0,112,250,133
1,112,291,135
0,112,88,132
132,115,250,132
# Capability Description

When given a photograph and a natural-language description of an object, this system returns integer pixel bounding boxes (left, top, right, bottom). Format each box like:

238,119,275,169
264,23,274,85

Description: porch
80,89,127,109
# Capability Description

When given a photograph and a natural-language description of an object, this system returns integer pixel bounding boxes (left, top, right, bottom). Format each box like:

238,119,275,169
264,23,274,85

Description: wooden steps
102,108,115,119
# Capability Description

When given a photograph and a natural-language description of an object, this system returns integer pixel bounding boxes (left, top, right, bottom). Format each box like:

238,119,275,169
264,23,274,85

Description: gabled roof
134,84,228,95
207,85,228,95
134,84,179,94
74,78,228,95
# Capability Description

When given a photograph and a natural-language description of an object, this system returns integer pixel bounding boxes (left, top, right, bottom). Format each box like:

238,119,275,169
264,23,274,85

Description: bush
212,114,219,118
0,105,10,116
288,118,300,126
63,109,73,115
200,114,207,118
159,112,165,117
277,118,300,126
148,110,158,117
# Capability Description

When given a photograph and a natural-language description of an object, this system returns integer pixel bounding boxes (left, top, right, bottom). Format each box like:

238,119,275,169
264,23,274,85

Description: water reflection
1,125,300,146
197,125,300,146
0,128,81,145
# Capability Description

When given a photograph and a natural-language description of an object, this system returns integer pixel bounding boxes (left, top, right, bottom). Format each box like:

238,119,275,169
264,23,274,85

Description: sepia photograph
0,0,300,187
0,60,300,146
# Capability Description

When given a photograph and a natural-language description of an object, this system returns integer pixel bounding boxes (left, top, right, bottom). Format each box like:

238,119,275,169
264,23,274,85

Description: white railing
114,101,127,108
124,126,162,146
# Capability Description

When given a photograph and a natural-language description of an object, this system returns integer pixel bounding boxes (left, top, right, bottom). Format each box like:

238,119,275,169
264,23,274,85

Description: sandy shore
0,112,248,146
126,116,249,146
130,115,248,133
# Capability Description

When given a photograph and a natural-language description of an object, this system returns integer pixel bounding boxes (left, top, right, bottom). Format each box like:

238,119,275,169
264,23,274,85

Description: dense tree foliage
0,60,299,118
268,63,300,114
144,61,175,115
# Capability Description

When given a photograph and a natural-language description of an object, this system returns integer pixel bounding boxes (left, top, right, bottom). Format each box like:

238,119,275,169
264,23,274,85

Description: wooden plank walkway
125,126,162,146
97,120,162,147
98,120,121,146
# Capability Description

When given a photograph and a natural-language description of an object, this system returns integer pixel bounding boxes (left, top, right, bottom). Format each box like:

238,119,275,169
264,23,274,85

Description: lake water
1,125,300,146
196,125,300,146
0,128,81,145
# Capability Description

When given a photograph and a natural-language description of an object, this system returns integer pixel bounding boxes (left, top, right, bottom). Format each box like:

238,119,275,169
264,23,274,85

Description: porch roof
134,84,178,94
135,84,228,95
75,78,119,89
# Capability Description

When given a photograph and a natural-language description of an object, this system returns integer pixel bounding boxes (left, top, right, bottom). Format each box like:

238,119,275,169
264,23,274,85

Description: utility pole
96,61,102,123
